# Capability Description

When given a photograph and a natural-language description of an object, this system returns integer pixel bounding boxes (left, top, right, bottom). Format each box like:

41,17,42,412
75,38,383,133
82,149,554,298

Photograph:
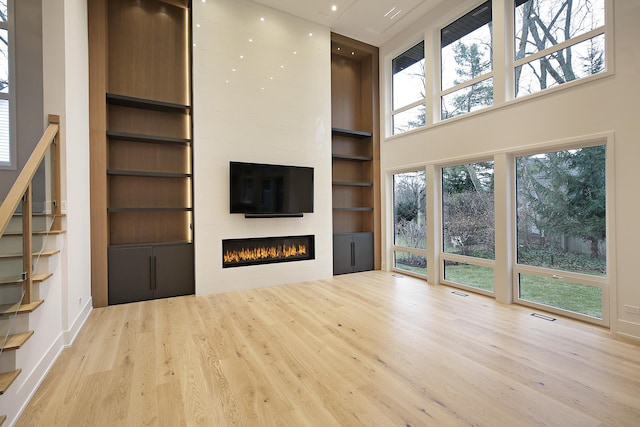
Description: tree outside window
514,0,606,97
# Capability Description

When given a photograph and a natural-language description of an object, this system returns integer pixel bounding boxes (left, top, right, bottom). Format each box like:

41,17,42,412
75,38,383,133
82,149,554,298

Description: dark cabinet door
333,232,373,275
154,244,194,299
353,232,374,273
333,234,354,275
108,246,154,305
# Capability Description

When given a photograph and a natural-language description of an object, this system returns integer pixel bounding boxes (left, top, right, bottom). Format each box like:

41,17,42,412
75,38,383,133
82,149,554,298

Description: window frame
0,0,14,170
385,0,613,140
438,158,496,296
512,0,610,99
510,137,613,327
438,0,495,120
391,167,428,279
390,40,427,136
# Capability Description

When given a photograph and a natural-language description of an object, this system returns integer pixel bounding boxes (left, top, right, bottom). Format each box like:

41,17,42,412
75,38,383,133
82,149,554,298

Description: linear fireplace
222,235,315,268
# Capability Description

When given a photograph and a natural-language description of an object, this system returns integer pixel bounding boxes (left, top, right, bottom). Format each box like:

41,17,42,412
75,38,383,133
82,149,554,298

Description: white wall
379,0,640,339
192,0,333,295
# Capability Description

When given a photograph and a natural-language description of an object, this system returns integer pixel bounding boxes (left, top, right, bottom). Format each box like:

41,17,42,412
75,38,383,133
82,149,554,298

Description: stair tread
0,249,60,259
0,300,44,316
0,369,21,395
33,273,53,283
2,331,34,351
0,276,24,285
0,273,52,286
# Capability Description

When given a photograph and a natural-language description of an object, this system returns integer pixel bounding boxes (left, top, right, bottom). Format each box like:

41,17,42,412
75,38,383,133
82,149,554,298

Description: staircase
0,116,61,425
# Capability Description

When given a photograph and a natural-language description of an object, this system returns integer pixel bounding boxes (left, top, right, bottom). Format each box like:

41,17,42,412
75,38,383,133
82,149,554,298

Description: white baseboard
613,319,640,342
64,297,93,347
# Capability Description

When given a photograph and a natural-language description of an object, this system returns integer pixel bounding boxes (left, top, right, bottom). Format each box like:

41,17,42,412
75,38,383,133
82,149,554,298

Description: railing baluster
22,185,33,304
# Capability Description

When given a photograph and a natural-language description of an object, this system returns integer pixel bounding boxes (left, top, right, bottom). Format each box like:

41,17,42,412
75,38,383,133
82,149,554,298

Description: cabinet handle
351,241,355,266
152,256,158,290
149,256,154,290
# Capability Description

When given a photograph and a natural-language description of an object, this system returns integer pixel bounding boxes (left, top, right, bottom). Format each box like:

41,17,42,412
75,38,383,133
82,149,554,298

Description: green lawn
396,262,602,319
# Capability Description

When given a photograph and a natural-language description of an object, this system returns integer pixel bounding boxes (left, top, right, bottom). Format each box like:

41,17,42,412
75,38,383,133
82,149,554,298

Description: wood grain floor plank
16,271,640,426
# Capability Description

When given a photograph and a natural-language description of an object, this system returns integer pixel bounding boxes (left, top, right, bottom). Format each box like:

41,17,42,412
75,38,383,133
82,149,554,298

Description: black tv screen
230,161,314,215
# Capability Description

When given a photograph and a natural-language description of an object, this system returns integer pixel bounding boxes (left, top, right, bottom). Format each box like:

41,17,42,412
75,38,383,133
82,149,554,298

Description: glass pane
515,34,605,97
0,1,6,23
392,104,425,135
516,145,606,276
444,261,494,292
442,161,495,259
0,98,9,164
392,41,425,110
394,250,427,276
515,0,605,60
393,170,426,249
441,78,493,120
0,29,7,93
441,1,493,90
519,273,602,319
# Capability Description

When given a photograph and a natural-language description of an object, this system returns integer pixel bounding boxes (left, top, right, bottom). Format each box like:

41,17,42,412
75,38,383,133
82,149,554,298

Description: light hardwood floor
17,271,640,426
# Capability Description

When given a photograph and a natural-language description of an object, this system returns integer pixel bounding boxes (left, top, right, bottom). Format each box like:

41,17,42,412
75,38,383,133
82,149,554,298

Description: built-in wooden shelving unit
89,0,193,306
331,33,380,275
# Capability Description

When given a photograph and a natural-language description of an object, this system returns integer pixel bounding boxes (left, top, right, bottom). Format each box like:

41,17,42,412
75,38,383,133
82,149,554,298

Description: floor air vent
531,313,556,321
451,291,468,297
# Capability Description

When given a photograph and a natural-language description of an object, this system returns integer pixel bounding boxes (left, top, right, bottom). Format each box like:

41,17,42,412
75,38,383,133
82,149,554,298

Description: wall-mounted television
230,161,314,217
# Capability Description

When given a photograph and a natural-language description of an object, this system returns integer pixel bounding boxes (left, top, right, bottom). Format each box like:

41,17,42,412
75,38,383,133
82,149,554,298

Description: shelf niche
330,33,380,274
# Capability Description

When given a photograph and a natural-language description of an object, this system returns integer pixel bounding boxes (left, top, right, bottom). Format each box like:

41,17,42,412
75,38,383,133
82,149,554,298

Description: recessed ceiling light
351,51,355,55
248,38,253,42
331,5,337,12
196,24,201,28
280,65,285,68
240,55,244,59
384,7,396,17
293,51,297,55
193,43,197,47
337,47,341,51
308,32,313,37
232,68,236,72
260,17,265,22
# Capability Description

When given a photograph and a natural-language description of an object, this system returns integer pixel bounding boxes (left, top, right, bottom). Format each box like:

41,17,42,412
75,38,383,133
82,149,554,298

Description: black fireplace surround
222,235,315,268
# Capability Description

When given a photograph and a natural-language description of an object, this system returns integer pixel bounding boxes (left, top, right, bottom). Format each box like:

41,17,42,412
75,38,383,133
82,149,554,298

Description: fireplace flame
224,243,307,264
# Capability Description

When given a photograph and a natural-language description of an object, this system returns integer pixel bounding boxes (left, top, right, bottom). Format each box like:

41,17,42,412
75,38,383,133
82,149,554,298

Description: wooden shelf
108,207,192,213
109,241,192,249
107,170,192,178
107,131,191,145
333,207,373,211
106,93,190,113
332,154,373,161
332,127,372,138
332,181,373,187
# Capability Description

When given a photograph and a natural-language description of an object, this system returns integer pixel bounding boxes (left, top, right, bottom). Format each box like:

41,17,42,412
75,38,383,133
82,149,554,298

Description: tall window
441,1,493,120
392,170,427,276
515,144,607,322
391,41,425,135
441,161,495,292
0,0,10,167
514,0,606,97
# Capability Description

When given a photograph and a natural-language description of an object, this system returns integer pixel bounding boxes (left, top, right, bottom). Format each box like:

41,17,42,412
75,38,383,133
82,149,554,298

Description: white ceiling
251,0,446,46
